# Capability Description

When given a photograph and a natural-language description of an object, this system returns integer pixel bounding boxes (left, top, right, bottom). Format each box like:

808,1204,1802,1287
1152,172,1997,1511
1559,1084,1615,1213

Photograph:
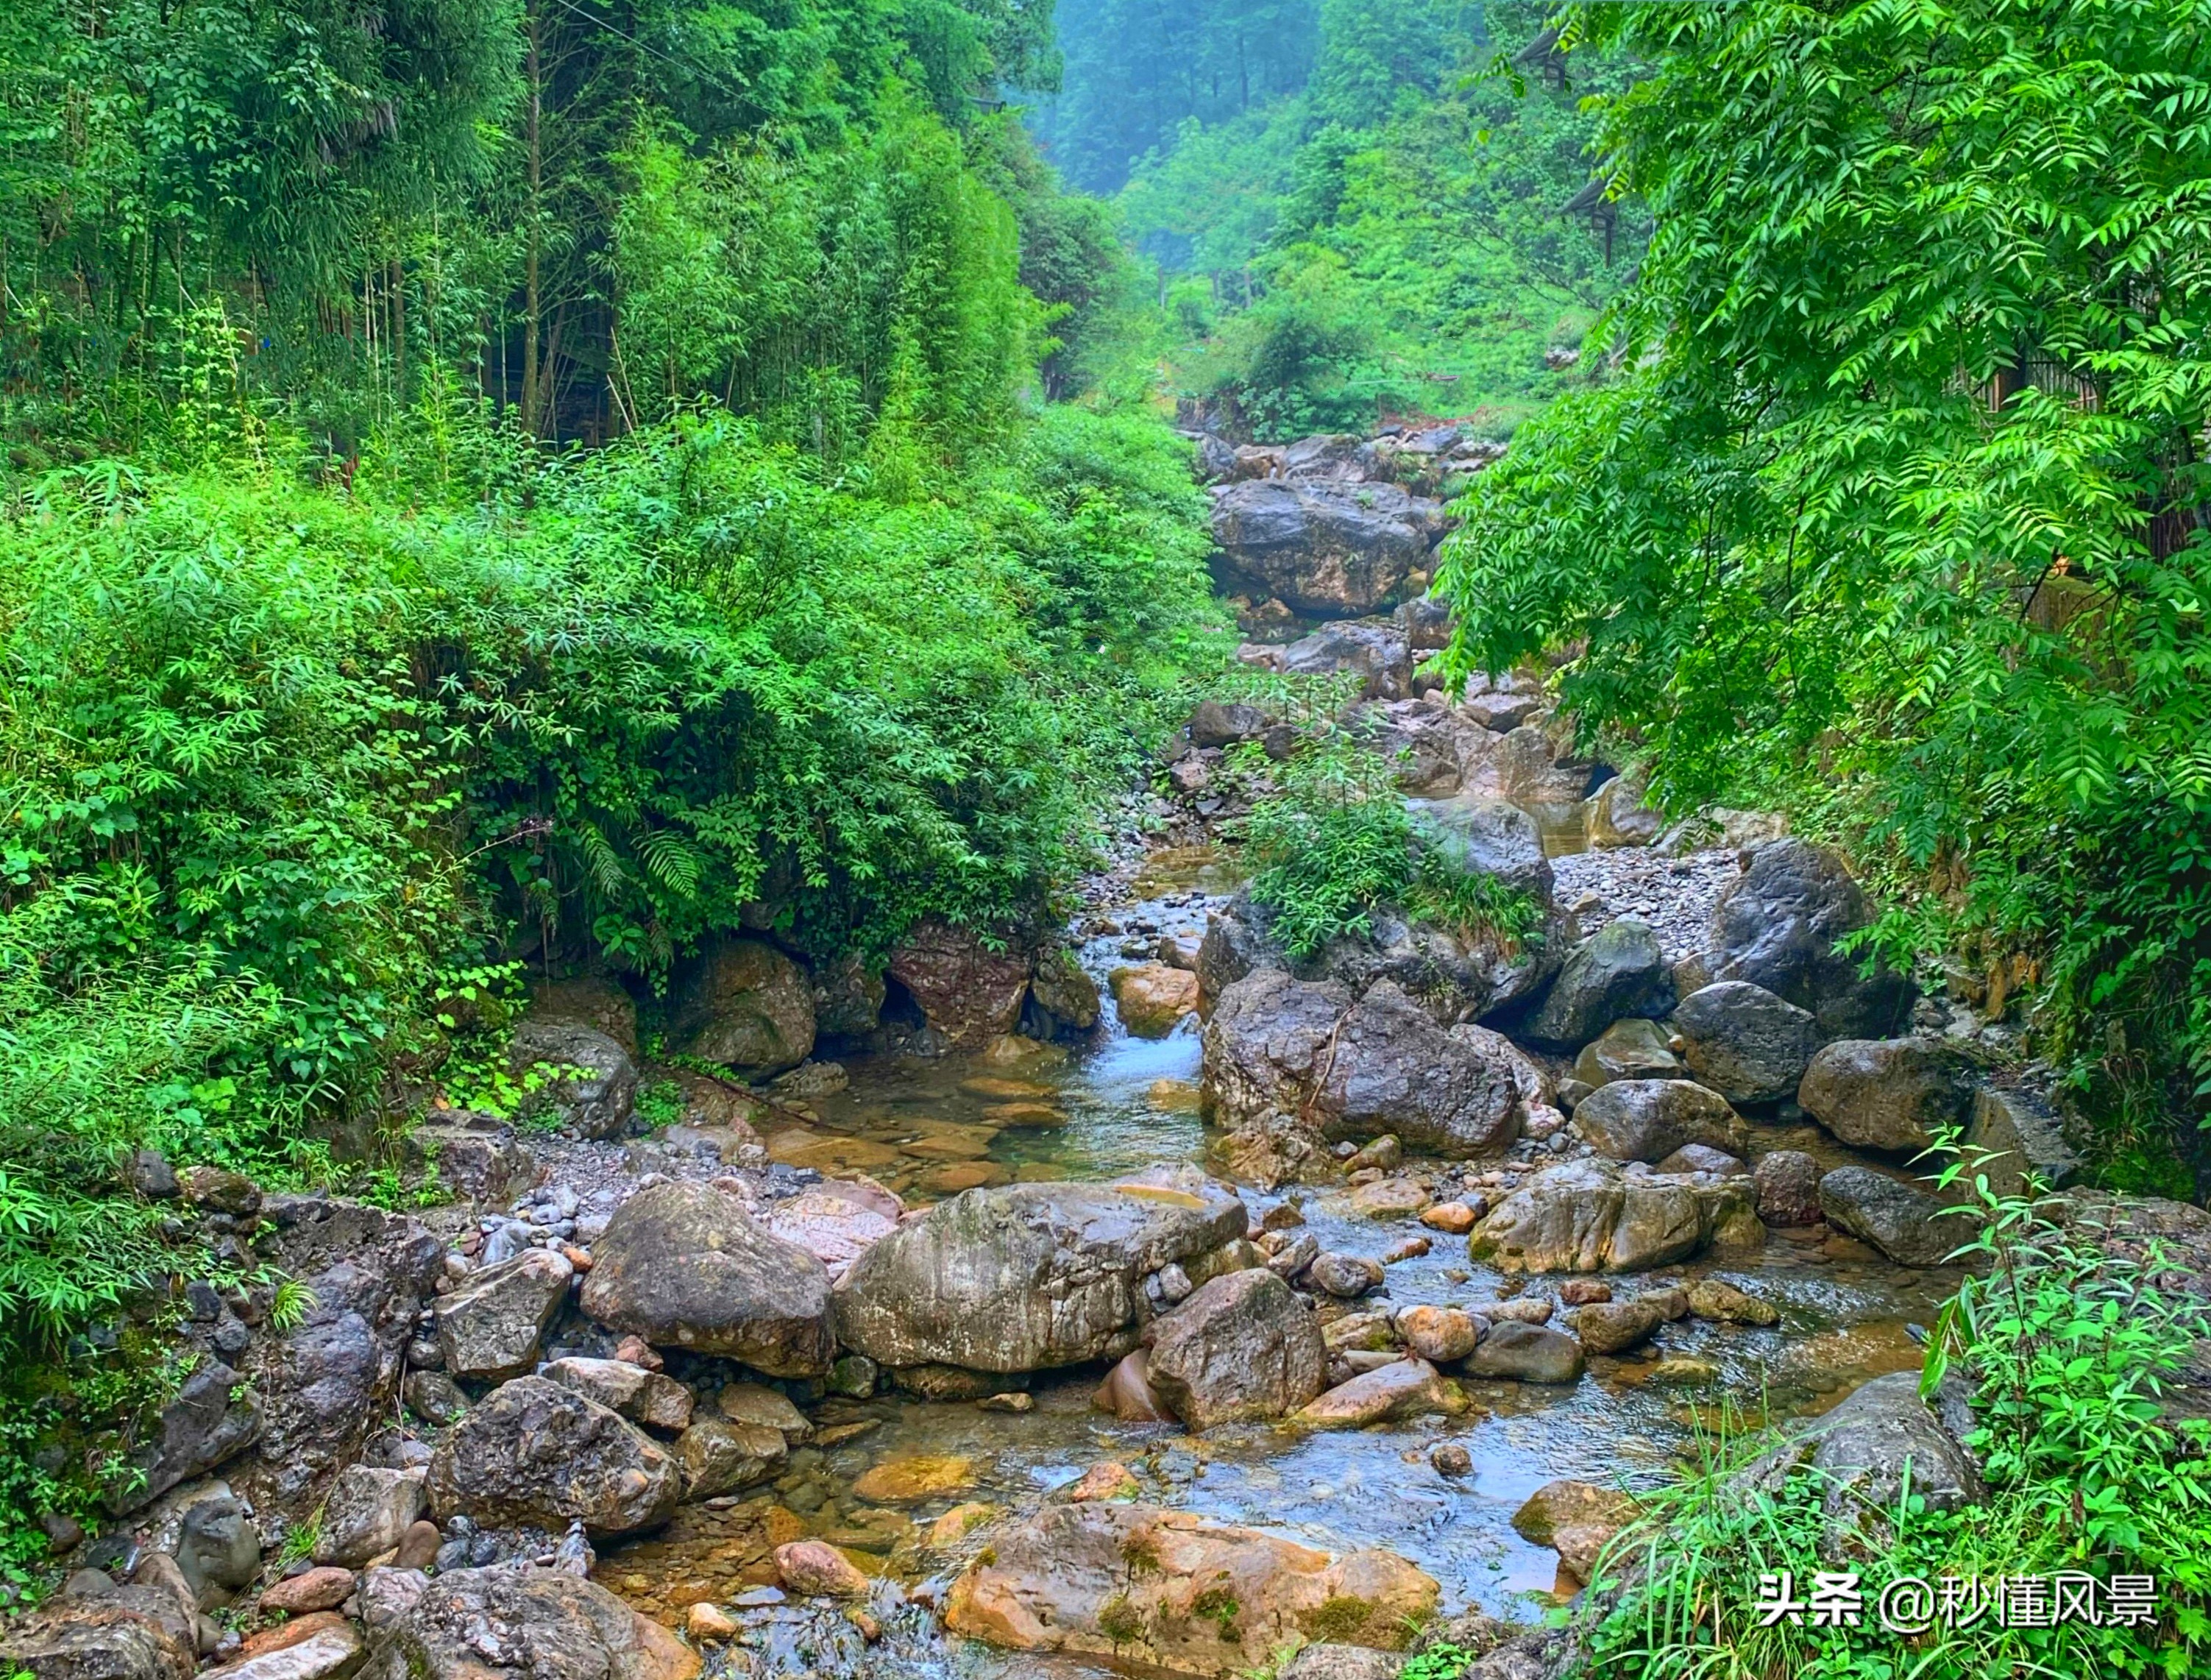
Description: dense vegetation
0,0,1229,1564
1033,0,1639,433
1442,0,2211,1195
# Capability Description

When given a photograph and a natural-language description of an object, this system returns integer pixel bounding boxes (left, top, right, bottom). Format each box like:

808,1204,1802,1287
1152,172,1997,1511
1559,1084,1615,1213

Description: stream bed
600,843,1962,1675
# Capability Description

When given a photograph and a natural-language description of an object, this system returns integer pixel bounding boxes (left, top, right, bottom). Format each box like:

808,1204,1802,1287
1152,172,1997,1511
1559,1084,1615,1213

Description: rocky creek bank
0,424,2157,1680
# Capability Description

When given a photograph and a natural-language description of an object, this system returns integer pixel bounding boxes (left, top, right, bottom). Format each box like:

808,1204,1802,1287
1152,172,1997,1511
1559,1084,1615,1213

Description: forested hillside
1032,0,1638,433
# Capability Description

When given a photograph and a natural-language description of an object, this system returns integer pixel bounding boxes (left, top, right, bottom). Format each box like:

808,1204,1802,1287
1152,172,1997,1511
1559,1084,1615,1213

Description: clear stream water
603,843,1960,1676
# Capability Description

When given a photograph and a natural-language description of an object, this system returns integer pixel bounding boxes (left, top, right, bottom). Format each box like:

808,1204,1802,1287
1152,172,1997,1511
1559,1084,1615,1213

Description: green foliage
1439,0,2211,1179
1582,1164,2211,1678
1237,712,1541,958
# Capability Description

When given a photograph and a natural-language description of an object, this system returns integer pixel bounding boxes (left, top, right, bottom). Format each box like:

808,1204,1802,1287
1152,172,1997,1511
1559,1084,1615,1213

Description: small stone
1568,1300,1664,1355
850,1455,976,1503
1429,1442,1473,1478
1649,1355,1720,1385
1382,1236,1431,1263
927,1503,998,1548
775,1540,870,1600
1419,1201,1480,1234
1558,1280,1612,1306
686,1602,737,1641
391,1521,441,1572
978,1392,1034,1414
1065,1461,1139,1503
258,1567,353,1615
1474,1297,1553,1325
1260,1202,1307,1231
1306,1252,1383,1298
1396,1305,1479,1364
1686,1279,1781,1326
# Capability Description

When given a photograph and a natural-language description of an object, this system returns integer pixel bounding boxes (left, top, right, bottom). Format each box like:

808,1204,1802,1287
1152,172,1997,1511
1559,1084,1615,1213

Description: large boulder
1277,623,1412,701
1738,1371,1983,1541
1574,1080,1744,1164
1113,964,1202,1037
1316,980,1522,1157
884,920,1032,1048
1797,1038,1976,1153
1211,479,1435,617
1461,1322,1586,1383
1200,968,1355,1133
436,1248,572,1383
508,1022,637,1139
1521,919,1673,1050
526,974,639,1053
1146,1269,1327,1429
1469,1159,1762,1275
1963,1082,2082,1202
355,1567,698,1680
670,938,815,1075
425,1376,681,1537
579,1182,834,1377
760,1187,898,1280
1029,946,1103,1035
1706,840,1912,1037
103,1358,263,1516
314,1466,425,1568
0,1573,198,1680
831,1179,1248,1374
1572,1017,1682,1088
945,1500,1438,1675
1669,981,1820,1105
1817,1167,1971,1266
1405,795,1555,906
1586,774,1664,849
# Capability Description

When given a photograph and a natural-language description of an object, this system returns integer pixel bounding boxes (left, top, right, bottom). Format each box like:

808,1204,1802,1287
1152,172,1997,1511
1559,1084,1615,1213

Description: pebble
1429,1442,1473,1478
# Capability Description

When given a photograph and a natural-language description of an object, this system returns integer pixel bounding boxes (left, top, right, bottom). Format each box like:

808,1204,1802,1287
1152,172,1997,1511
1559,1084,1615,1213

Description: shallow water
606,845,1959,1671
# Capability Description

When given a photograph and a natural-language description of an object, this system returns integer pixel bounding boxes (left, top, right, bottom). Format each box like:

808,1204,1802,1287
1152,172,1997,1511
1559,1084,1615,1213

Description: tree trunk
522,0,544,436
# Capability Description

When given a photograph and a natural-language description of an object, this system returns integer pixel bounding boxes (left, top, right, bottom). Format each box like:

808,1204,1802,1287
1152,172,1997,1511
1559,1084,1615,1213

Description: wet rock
1686,1280,1780,1326
1652,1144,1743,1176
947,1500,1439,1673
884,920,1032,1048
1405,795,1555,906
1297,1358,1450,1426
1522,920,1673,1050
1472,1297,1552,1325
355,1567,697,1680
425,1377,681,1537
714,1383,810,1446
1428,1443,1473,1478
674,1418,784,1499
402,1372,466,1428
1030,948,1102,1035
1146,1270,1327,1429
1573,1080,1744,1164
1557,1280,1611,1305
1754,1149,1825,1227
1348,1178,1430,1219
1670,981,1821,1105
355,1568,427,1638
1112,964,1202,1037
1461,1322,1584,1383
890,1364,1005,1400
1511,1481,1637,1579
1188,699,1271,748
773,1538,873,1599
670,937,815,1075
832,1179,1245,1374
1817,1168,1970,1266
851,1454,976,1502
174,1494,260,1607
762,1188,898,1281
1213,479,1434,617
1419,1202,1479,1235
437,1249,572,1383
929,1502,1000,1547
508,1023,638,1139
1396,1305,1479,1364
1572,1018,1682,1088
1093,1350,1173,1422
1066,1461,1141,1503
1469,1159,1761,1274
1307,1252,1384,1298
580,1181,834,1377
540,1358,692,1433
1707,840,1912,1038
1,1559,197,1680
104,1358,263,1515
1798,1038,1976,1154
1344,1135,1402,1174
1566,1300,1662,1355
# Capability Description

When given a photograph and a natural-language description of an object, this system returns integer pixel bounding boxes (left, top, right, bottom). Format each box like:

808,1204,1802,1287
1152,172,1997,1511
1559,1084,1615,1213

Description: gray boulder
1406,795,1555,906
1963,1082,2082,1202
579,1180,834,1377
1573,1080,1744,1164
1277,622,1412,701
1739,1370,1982,1539
674,1417,786,1499
508,1021,637,1140
104,1358,263,1516
172,1494,260,1607
1818,1166,1973,1266
355,1567,695,1680
1188,698,1271,748
0,1567,197,1680
436,1248,572,1383
1707,840,1912,1037
1572,1017,1682,1087
1798,1038,1975,1153
831,1178,1248,1374
314,1465,426,1569
1753,1149,1824,1227
1211,478,1435,617
1669,981,1821,1105
539,1357,693,1433
1470,1159,1763,1275
670,936,815,1075
1522,919,1673,1049
425,1377,681,1537
1146,1269,1327,1429
1200,968,1354,1132
1283,1648,1405,1680
1316,980,1521,1157
1461,1321,1586,1383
